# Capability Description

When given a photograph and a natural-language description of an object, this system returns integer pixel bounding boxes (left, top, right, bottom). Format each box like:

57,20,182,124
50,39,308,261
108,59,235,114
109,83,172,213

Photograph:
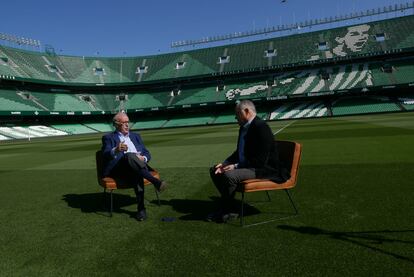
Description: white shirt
111,132,148,162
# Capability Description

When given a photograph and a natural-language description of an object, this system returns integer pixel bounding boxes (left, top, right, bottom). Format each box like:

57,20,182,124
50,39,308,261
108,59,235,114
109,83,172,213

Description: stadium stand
163,114,215,128
0,89,41,111
131,119,168,129
269,101,328,120
212,113,238,124
125,91,169,109
1,15,414,84
1,14,414,139
83,123,113,132
0,125,68,139
398,97,414,110
331,96,401,115
173,86,224,106
51,124,98,135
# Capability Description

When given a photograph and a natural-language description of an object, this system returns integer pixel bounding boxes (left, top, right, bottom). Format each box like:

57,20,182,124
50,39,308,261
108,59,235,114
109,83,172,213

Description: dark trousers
110,153,161,211
209,166,256,212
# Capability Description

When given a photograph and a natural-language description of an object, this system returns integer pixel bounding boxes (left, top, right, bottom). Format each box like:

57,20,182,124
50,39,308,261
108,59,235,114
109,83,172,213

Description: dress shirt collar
242,116,255,129
116,131,129,138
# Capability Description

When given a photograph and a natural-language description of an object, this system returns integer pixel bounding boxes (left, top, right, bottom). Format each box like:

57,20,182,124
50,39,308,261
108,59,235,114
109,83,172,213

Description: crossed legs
109,153,163,213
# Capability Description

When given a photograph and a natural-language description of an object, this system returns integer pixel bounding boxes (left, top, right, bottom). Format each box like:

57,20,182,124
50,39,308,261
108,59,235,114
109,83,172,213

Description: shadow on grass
152,197,260,221
278,225,414,263
62,193,136,218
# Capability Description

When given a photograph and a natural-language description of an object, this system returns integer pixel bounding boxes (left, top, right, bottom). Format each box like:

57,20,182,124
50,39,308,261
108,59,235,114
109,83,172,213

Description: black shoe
136,209,147,221
221,213,239,223
205,210,224,222
157,181,168,193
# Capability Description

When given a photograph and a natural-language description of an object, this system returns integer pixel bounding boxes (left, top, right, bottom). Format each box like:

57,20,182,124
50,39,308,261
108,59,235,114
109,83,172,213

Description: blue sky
1,0,412,57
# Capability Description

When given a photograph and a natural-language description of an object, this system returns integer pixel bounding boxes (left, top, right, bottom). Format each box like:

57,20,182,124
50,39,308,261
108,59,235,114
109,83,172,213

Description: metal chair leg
240,192,245,226
103,188,107,211
285,189,298,215
240,189,298,227
103,188,113,217
155,190,160,206
110,190,113,217
266,191,272,202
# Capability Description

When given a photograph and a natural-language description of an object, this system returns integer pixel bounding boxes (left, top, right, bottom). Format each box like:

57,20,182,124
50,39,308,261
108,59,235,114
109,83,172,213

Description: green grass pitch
1,112,413,275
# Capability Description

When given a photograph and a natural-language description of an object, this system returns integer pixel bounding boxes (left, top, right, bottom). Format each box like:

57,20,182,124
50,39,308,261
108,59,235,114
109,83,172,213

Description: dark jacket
101,131,151,177
225,116,290,182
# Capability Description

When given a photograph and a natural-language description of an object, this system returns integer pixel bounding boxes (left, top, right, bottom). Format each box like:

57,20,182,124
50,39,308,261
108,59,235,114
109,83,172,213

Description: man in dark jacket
208,100,289,222
101,112,168,221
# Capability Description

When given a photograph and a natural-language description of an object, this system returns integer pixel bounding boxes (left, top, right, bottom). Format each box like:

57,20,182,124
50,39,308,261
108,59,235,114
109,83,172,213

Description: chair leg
103,188,107,211
240,192,245,226
285,190,298,215
240,189,298,227
109,189,113,217
155,190,160,206
103,188,113,217
265,191,271,202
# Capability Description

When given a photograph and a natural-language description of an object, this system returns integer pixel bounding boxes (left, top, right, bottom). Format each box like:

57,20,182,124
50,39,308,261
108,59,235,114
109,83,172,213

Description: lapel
129,133,138,147
112,131,121,145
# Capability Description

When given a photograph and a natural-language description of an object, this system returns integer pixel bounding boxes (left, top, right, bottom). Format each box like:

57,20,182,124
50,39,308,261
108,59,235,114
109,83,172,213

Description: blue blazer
101,131,151,177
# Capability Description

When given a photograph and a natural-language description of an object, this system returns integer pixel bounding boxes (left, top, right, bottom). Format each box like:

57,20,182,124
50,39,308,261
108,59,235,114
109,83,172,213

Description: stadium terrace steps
51,124,98,135
1,56,414,115
2,15,414,84
132,119,168,130
398,97,414,110
213,113,237,124
0,133,12,141
271,64,375,96
270,101,328,120
0,96,411,140
163,115,215,128
83,123,113,132
91,93,121,112
0,96,39,111
0,89,40,111
331,96,401,115
223,81,268,100
173,87,221,105
125,92,166,109
0,125,68,139
61,94,97,111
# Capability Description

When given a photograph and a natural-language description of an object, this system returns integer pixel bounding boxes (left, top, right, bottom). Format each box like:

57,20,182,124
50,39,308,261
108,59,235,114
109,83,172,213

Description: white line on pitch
273,120,296,135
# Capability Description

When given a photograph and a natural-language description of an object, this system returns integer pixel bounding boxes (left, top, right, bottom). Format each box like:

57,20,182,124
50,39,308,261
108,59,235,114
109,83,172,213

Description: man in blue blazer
101,112,167,221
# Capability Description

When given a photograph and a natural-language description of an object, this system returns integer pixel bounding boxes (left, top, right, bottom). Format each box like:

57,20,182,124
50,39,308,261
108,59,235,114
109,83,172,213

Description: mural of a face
336,24,371,52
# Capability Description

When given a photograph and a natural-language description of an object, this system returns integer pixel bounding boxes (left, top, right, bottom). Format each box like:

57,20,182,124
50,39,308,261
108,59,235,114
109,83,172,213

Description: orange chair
95,150,160,216
239,140,302,226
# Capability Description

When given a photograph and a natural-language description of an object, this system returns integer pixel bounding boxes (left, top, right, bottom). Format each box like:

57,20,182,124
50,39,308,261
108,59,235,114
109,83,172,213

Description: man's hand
214,163,236,174
116,141,128,153
136,153,146,162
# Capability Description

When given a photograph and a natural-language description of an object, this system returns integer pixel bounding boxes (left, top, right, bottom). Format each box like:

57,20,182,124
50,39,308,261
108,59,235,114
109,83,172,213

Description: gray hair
236,100,256,113
112,111,128,125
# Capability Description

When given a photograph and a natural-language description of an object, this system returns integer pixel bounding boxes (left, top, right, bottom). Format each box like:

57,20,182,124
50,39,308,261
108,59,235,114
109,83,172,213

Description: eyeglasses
116,121,129,125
